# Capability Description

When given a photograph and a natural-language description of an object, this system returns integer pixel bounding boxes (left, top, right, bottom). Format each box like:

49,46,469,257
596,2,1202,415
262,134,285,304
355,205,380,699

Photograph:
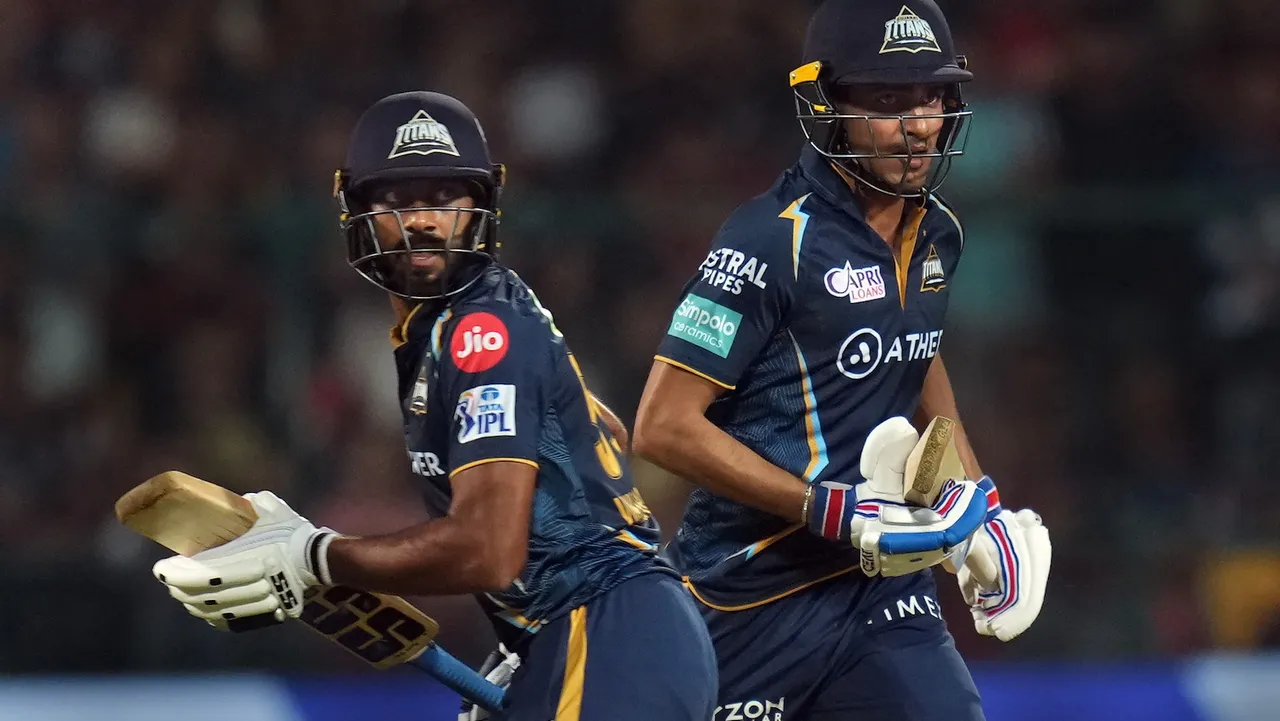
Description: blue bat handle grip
412,643,506,713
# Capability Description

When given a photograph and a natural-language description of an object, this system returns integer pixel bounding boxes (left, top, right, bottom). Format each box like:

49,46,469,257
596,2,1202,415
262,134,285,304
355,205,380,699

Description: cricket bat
901,418,999,587
115,471,505,713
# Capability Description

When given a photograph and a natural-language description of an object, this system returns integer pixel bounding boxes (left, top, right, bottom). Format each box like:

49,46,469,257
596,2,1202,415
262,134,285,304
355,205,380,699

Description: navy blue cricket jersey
656,146,966,610
393,264,670,643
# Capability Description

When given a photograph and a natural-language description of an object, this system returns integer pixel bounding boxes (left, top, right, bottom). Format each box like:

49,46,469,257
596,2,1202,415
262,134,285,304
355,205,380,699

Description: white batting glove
458,643,521,721
957,507,1052,642
152,491,337,630
807,418,988,577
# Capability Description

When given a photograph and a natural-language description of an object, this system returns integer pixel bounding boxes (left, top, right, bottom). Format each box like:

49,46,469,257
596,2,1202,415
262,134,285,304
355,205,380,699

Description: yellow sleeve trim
653,355,736,391
682,565,860,612
450,457,540,479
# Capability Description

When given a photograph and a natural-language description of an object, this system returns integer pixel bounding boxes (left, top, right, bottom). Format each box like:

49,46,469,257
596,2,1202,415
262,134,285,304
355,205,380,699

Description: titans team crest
389,110,461,159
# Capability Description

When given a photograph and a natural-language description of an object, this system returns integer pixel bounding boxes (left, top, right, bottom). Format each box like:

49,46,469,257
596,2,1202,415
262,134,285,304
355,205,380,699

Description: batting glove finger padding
152,490,337,628
165,576,276,609
806,417,987,577
958,508,1052,642
853,477,988,577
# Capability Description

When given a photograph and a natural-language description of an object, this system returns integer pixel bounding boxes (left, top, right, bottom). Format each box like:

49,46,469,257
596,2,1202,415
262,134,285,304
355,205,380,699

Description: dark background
1,0,1277,676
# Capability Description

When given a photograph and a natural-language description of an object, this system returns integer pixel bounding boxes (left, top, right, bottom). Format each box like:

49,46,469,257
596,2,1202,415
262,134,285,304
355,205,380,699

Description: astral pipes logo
667,294,742,358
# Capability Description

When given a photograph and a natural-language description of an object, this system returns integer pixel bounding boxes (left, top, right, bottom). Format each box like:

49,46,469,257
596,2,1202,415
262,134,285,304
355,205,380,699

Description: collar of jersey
797,145,871,225
796,146,933,253
390,298,448,351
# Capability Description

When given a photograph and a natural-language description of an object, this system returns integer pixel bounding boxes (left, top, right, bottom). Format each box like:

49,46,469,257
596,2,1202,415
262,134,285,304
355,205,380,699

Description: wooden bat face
900,420,1000,587
902,416,966,506
114,471,439,669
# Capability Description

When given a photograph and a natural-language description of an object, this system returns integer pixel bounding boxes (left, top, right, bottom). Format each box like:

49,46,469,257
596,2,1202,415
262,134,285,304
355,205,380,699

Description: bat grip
945,535,1001,589
967,544,1001,589
411,644,506,713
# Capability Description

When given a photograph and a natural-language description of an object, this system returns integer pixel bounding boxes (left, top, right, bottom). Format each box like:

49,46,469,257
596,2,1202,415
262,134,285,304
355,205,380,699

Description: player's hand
804,417,988,577
458,643,521,721
956,495,1052,642
151,491,337,630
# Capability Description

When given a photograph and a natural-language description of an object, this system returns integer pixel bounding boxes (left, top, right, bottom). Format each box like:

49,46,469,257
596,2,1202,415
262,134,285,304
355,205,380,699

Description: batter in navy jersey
142,90,717,719
635,2,1053,720
320,90,716,721
320,91,717,721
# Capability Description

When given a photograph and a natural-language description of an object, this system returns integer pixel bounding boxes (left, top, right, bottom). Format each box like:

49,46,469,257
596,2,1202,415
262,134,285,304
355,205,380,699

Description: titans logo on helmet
388,110,461,159
879,6,942,55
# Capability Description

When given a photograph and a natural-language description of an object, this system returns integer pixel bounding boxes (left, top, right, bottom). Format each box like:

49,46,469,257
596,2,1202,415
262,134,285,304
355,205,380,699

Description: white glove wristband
308,531,340,586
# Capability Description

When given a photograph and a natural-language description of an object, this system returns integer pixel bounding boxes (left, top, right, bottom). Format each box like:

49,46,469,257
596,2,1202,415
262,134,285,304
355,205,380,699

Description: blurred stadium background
1,0,1278,719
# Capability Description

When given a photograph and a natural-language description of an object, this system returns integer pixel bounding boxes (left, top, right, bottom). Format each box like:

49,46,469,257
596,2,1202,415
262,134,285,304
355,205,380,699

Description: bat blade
902,416,966,507
115,471,258,556
114,471,441,668
901,419,999,586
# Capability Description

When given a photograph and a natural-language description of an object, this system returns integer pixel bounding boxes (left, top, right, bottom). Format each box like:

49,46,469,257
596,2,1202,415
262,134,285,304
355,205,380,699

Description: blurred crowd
2,0,1279,673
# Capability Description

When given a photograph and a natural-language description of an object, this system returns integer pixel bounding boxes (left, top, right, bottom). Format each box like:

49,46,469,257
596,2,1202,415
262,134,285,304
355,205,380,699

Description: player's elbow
474,560,522,592
468,534,527,592
632,403,683,468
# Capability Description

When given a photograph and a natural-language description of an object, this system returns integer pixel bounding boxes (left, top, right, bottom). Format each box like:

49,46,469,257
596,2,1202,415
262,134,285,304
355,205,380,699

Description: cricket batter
150,91,717,720
633,1,1052,719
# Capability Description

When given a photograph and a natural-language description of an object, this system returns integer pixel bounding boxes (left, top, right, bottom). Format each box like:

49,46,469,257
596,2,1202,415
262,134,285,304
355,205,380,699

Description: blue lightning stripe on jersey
929,195,965,251
780,194,812,280
738,525,803,561
790,330,828,481
429,308,453,361
615,529,658,551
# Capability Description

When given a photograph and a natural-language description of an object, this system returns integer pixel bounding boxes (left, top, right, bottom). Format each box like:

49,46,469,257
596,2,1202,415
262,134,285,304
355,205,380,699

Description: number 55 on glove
114,471,505,713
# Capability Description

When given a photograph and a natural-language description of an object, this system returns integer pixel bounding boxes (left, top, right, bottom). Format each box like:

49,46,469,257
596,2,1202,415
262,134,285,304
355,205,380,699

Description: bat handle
943,537,1001,590
412,644,506,713
967,545,1001,589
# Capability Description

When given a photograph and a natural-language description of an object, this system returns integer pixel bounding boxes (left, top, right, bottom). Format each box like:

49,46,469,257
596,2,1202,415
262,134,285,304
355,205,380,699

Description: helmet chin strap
830,154,931,201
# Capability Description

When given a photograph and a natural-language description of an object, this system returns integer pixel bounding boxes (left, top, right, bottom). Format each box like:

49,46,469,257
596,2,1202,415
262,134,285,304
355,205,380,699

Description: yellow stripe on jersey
728,524,803,561
449,457,539,479
555,606,589,721
390,303,424,349
615,530,657,551
894,206,926,308
682,564,861,612
779,194,813,280
653,355,736,390
788,331,828,481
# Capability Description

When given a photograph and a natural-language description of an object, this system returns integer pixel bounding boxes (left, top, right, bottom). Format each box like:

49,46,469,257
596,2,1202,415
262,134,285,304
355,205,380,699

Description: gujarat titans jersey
656,146,966,609
393,265,670,643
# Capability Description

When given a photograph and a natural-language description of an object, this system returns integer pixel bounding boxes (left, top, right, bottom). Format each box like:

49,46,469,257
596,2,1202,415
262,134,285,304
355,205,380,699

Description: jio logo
837,328,882,380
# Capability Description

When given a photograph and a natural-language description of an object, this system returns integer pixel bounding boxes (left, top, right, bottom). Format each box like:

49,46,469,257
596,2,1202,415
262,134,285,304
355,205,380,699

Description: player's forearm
634,412,807,522
916,354,983,479
326,518,523,596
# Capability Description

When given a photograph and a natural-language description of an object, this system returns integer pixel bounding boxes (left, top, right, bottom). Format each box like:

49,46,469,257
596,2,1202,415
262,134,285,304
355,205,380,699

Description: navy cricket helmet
333,91,506,300
790,0,973,198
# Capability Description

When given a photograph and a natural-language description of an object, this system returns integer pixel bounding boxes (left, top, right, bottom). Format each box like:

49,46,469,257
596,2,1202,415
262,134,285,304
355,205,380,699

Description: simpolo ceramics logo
668,294,742,358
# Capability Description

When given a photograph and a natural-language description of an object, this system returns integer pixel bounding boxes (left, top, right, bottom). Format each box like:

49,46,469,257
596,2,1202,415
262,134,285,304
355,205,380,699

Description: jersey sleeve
655,208,794,390
437,305,548,477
